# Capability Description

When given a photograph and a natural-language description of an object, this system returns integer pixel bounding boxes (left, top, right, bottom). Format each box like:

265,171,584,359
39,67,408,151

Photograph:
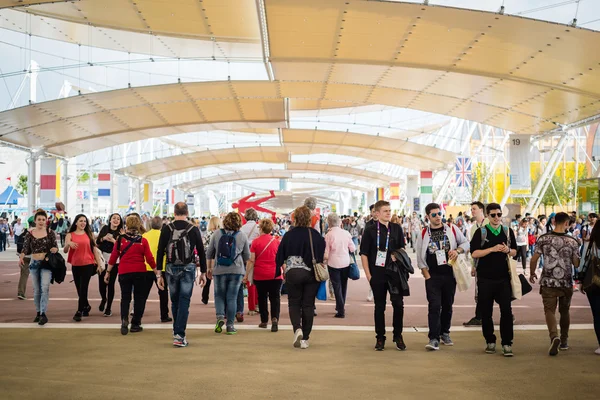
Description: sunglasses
489,213,503,218
430,212,442,218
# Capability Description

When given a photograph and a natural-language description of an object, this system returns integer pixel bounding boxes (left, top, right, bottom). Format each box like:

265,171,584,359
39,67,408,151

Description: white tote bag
451,254,472,292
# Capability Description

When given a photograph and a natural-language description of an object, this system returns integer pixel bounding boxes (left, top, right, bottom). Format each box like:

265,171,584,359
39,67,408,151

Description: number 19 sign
509,135,531,196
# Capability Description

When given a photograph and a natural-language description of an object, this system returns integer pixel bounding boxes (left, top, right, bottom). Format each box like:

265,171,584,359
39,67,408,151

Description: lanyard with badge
427,227,448,266
375,222,390,267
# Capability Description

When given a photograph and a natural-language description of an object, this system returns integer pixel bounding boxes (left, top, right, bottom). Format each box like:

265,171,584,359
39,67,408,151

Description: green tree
471,163,493,203
15,174,27,195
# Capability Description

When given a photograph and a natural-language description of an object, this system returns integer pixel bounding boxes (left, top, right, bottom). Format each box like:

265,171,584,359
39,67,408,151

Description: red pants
248,283,258,311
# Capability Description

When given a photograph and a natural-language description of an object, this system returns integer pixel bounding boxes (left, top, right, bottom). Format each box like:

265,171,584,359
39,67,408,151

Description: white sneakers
595,347,600,355
366,290,373,302
300,340,310,349
293,329,303,348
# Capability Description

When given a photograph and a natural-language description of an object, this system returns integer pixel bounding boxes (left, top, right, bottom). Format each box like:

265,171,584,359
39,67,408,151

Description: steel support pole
525,134,569,215
27,153,37,215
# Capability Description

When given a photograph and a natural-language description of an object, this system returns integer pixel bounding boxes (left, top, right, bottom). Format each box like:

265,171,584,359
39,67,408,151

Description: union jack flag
455,157,472,188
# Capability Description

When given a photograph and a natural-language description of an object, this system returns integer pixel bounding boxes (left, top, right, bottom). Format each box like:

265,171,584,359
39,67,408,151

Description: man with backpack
156,202,207,347
529,212,580,356
200,217,208,236
470,203,517,357
416,203,470,351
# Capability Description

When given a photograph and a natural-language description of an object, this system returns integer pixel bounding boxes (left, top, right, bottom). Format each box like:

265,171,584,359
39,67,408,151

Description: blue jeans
166,263,195,337
0,232,6,251
30,260,52,313
352,237,359,251
214,274,243,328
237,283,245,315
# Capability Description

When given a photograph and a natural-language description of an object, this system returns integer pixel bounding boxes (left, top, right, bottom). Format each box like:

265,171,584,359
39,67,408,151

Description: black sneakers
82,305,91,317
394,336,407,351
463,317,482,326
73,312,82,322
130,324,143,333
375,339,385,351
120,320,129,335
33,313,41,323
38,313,48,326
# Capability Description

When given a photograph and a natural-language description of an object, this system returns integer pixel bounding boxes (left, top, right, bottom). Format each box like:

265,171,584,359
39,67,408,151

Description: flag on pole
376,187,385,201
98,173,111,197
40,158,57,204
455,157,472,188
390,182,400,200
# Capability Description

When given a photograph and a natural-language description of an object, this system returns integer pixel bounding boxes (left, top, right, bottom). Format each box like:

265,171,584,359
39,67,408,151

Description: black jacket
385,249,414,297
41,252,67,284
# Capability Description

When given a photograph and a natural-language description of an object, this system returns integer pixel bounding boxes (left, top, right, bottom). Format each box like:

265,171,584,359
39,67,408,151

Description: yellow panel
471,80,549,110
86,90,144,110
450,101,506,124
271,62,332,82
152,102,204,125
0,0,62,7
427,73,498,100
323,83,372,104
408,93,464,116
279,81,324,99
37,97,101,120
328,64,389,86
379,67,444,92
184,81,233,99
196,99,242,121
232,81,279,98
111,106,167,130
368,87,415,109
134,84,188,104
238,99,285,121
68,112,128,136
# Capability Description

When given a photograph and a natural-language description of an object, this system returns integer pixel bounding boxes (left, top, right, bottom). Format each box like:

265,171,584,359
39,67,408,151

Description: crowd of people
10,197,600,356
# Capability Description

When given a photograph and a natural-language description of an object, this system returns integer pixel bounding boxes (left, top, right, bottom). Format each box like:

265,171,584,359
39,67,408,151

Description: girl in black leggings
96,213,124,317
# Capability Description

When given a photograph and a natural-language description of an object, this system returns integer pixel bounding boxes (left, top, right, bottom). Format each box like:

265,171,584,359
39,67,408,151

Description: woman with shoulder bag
579,222,600,355
105,215,162,335
96,213,124,317
64,214,98,322
324,213,355,318
275,206,326,349
19,209,58,325
244,218,282,331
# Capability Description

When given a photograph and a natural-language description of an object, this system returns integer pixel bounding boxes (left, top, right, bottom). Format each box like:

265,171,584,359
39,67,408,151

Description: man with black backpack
156,202,207,347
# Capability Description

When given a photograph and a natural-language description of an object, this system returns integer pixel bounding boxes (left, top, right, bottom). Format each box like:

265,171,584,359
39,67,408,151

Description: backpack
200,220,207,232
217,229,240,266
475,225,510,269
166,223,195,265
421,225,457,240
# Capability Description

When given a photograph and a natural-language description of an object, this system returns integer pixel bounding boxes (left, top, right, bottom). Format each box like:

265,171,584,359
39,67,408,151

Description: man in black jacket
360,200,406,351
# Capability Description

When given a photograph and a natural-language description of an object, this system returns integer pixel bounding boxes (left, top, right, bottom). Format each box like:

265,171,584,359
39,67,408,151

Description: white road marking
0,322,594,332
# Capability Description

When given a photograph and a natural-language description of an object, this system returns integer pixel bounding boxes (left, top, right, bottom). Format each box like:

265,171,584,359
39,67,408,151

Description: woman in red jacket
105,215,163,335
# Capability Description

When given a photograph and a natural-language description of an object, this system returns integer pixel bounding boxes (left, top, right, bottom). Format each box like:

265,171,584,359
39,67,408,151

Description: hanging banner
390,182,400,200
420,171,433,210
40,158,57,204
407,176,419,199
509,134,531,195
376,187,385,201
141,182,153,213
455,157,472,188
117,176,129,208
98,173,111,197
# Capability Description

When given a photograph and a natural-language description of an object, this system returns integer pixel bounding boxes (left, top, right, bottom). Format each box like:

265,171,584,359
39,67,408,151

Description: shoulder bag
308,229,329,282
249,236,276,284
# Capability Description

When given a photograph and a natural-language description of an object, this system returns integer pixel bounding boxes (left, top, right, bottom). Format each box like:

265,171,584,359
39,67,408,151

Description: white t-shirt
240,221,260,244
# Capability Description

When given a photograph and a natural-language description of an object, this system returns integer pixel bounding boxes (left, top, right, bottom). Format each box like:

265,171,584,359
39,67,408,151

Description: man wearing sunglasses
471,203,517,357
416,203,470,351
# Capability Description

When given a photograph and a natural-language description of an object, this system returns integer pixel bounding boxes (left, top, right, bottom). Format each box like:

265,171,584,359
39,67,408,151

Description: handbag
582,243,600,292
308,229,329,282
348,252,360,280
451,254,472,292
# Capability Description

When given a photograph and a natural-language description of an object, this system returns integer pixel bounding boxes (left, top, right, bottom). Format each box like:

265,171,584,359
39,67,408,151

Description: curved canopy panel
0,9,261,60
281,129,455,170
0,0,260,43
0,79,573,159
178,171,370,192
265,0,600,133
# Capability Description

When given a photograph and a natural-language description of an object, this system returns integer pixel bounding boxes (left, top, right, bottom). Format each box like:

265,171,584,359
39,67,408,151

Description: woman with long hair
324,213,355,319
206,212,250,335
105,215,160,335
64,214,98,322
244,218,282,331
275,206,326,349
580,222,600,355
19,209,58,325
96,213,124,317
201,216,221,305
